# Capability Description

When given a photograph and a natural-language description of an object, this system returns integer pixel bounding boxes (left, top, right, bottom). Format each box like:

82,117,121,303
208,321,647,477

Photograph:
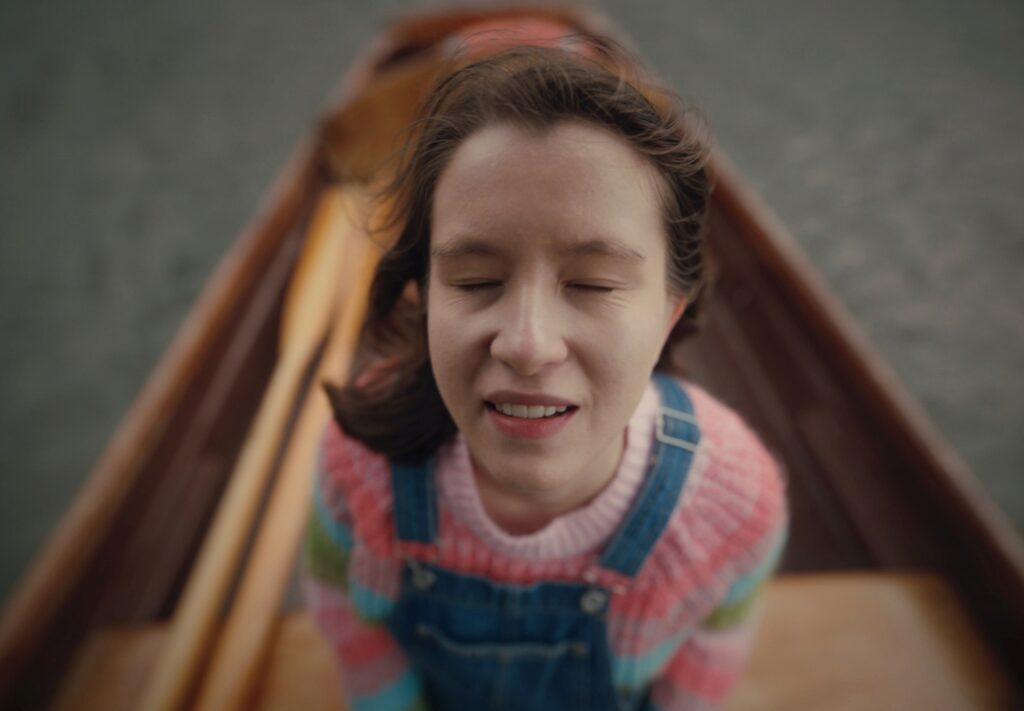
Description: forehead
431,121,667,261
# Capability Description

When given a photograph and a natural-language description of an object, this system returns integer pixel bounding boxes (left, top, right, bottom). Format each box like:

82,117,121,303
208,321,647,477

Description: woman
304,42,789,711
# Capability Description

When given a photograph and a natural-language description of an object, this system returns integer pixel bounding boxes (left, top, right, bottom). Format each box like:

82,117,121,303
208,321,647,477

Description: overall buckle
656,406,699,452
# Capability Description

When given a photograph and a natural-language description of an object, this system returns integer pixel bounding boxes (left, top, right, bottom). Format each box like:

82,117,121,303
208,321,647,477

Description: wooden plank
53,625,165,711
51,614,348,711
730,573,1019,710
250,614,347,711
674,325,873,572
135,181,352,711
193,196,382,711
704,205,941,570
673,211,876,572
96,222,305,624
54,574,1018,710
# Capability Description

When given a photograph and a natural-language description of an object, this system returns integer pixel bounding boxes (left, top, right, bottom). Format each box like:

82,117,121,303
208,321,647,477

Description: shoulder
316,419,396,554
643,377,789,585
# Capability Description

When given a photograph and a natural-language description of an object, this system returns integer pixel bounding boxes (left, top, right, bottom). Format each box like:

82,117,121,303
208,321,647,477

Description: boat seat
52,572,1016,710
726,572,1015,710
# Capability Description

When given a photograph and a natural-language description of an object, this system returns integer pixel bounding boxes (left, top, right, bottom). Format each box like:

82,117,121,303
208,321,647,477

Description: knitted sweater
303,377,789,710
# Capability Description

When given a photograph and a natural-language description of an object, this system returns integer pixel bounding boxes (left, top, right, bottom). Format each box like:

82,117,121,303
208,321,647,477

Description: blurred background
1,0,1022,603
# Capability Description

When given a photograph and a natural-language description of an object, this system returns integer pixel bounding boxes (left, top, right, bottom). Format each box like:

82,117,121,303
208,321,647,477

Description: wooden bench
53,572,1017,710
727,572,1015,710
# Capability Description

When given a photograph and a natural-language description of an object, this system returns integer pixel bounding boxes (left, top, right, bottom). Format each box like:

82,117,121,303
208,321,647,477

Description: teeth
494,403,569,419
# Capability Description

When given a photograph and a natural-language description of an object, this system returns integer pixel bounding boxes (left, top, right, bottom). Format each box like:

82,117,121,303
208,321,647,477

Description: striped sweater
303,377,789,710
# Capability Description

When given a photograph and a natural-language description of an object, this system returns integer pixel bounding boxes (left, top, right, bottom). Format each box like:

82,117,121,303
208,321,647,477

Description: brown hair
326,44,713,462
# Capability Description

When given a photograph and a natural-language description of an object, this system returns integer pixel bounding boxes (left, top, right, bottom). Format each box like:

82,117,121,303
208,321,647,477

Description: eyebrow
430,236,646,262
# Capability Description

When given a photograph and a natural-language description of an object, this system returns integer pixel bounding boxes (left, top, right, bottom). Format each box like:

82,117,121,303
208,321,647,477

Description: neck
472,431,626,536
473,481,577,535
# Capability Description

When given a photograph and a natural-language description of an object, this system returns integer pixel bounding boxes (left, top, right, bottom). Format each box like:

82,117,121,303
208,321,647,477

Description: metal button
412,566,436,590
580,588,608,615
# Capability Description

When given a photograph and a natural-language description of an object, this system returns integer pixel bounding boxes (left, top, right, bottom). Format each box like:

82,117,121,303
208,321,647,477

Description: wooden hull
2,6,1021,709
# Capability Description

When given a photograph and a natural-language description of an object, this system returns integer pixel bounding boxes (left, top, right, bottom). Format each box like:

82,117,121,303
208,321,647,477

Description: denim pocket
411,622,591,709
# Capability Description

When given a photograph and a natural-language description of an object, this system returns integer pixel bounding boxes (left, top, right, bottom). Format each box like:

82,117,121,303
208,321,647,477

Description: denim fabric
393,458,439,544
599,373,700,577
387,375,700,711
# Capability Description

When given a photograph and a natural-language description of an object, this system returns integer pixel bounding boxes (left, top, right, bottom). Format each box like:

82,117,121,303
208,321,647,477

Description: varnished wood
730,574,1016,710
691,152,1024,675
137,182,352,711
53,574,1015,711
193,196,381,711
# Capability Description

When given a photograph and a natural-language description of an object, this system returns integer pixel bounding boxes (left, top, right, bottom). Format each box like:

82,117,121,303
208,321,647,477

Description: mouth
484,402,577,420
483,400,578,439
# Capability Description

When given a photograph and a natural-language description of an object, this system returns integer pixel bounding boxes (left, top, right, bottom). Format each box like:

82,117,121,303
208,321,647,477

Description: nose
489,285,569,376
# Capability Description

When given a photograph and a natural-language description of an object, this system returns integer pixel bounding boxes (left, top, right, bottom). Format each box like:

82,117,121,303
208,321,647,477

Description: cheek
426,302,472,392
426,311,451,369
425,300,445,364
592,297,672,359
578,317,661,400
592,313,671,407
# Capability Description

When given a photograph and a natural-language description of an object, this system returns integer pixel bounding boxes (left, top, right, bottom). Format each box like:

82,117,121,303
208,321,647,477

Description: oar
192,193,381,710
137,183,353,711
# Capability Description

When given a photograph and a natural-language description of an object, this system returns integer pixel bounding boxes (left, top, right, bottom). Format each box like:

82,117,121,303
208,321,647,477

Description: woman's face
427,120,685,519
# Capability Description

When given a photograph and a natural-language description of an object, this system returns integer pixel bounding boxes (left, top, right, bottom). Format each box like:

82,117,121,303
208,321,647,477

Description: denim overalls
386,374,700,711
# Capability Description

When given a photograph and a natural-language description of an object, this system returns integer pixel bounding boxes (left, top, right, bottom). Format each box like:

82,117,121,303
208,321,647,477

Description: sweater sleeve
302,424,428,711
647,517,788,710
647,403,790,711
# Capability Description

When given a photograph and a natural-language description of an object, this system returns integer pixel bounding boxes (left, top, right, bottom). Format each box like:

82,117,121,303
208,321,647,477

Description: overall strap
391,458,439,544
597,373,701,578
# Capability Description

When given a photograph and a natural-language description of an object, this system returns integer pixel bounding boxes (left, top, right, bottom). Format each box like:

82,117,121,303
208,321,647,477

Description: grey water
1,0,1022,602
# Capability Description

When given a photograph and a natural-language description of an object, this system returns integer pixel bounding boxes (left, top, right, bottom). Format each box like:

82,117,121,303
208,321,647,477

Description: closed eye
568,283,616,293
454,281,501,292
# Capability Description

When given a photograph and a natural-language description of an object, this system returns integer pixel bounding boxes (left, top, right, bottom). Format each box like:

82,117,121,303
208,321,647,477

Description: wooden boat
1,6,1021,709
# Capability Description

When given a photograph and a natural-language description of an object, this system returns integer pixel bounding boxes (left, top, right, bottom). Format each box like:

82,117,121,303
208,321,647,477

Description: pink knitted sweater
303,376,789,710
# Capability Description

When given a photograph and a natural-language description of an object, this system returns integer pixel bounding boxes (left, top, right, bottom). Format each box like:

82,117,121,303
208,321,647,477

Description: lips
483,391,577,439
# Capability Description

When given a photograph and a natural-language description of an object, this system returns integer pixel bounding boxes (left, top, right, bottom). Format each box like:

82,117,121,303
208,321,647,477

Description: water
1,0,1022,601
